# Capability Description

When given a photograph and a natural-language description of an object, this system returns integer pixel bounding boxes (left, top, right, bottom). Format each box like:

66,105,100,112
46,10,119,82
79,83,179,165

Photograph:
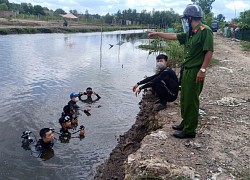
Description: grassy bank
241,41,250,51
0,26,144,35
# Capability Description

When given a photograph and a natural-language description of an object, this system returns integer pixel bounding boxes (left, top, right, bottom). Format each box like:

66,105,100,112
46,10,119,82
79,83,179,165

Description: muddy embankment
94,35,250,180
94,91,162,180
0,18,143,35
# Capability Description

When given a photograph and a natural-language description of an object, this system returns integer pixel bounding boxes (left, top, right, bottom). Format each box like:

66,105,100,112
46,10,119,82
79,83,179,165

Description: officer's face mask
181,18,189,33
74,97,79,102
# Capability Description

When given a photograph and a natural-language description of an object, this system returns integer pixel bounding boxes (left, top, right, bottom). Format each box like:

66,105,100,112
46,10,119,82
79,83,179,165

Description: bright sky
11,0,250,21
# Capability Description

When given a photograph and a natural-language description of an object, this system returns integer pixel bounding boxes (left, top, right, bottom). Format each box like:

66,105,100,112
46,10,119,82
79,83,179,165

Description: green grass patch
241,41,250,51
210,58,220,66
0,28,10,35
173,175,191,180
135,172,163,180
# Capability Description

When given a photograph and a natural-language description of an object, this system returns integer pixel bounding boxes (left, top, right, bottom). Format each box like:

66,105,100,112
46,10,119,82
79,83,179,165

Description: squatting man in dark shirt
132,54,179,111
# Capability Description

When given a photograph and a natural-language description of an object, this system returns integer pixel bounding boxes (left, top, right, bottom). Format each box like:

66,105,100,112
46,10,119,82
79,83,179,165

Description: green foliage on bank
138,38,184,67
241,41,250,51
139,40,220,68
210,58,220,66
136,172,163,180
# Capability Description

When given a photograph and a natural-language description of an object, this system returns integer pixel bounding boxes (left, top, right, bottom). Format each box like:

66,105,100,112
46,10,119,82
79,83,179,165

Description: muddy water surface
0,30,157,179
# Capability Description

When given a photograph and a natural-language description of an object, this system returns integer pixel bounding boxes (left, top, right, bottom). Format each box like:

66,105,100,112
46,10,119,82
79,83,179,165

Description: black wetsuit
60,128,71,137
79,93,101,103
68,100,80,112
62,105,75,118
59,128,72,143
35,139,54,152
137,67,179,103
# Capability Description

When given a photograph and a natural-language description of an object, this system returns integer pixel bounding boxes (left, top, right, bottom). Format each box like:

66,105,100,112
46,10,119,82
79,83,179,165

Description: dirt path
94,34,250,179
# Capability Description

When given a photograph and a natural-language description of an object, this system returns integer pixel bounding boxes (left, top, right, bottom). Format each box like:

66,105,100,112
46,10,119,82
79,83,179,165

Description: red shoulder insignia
193,28,198,33
200,26,205,31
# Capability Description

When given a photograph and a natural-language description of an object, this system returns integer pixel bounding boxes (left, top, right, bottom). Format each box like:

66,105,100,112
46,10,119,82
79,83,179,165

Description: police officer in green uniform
147,4,214,138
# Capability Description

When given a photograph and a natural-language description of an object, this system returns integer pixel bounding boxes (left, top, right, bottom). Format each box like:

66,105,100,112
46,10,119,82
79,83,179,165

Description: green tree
191,0,215,14
104,13,113,24
240,9,250,24
54,8,66,15
33,5,45,15
0,0,8,6
139,10,151,24
115,10,122,24
8,3,23,13
216,14,225,22
21,3,34,15
203,12,214,26
69,9,78,15
232,9,250,29
85,9,89,19
0,3,8,10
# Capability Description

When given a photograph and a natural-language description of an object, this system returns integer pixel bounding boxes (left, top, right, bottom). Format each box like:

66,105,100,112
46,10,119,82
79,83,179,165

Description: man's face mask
156,62,165,71
181,18,189,33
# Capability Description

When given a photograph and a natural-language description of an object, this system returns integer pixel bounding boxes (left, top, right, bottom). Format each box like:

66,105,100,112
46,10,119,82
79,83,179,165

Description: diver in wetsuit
21,128,55,160
62,104,79,128
58,115,85,143
35,128,54,151
133,54,179,111
68,92,91,116
79,87,101,103
68,92,81,113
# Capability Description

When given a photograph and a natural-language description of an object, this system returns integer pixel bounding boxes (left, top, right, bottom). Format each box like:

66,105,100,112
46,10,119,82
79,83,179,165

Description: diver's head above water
70,92,79,102
59,115,72,129
86,87,93,97
40,128,54,143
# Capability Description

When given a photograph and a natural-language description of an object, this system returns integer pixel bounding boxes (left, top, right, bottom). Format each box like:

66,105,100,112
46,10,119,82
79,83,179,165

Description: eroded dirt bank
94,34,250,180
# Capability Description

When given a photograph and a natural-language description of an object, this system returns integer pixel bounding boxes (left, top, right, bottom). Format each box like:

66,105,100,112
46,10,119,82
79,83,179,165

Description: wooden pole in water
100,27,103,68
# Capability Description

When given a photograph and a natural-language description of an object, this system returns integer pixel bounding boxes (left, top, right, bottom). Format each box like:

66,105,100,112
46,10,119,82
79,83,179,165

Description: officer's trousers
180,68,204,135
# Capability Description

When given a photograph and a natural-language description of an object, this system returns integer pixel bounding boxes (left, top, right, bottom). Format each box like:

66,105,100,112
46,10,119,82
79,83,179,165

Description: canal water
0,30,157,179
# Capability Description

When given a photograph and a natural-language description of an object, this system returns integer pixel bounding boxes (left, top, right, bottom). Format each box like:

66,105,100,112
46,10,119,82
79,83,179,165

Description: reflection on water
0,30,157,179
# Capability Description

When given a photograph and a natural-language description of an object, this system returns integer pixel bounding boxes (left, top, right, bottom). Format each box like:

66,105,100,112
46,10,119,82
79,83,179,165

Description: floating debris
199,109,207,116
218,67,233,73
216,97,246,107
150,130,168,140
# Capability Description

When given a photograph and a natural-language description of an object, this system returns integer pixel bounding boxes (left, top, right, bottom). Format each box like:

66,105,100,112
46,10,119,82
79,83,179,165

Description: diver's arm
78,93,84,101
95,93,101,99
92,92,101,102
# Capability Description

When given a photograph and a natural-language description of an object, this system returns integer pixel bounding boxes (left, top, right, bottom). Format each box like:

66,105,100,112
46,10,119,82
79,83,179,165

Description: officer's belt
184,65,201,70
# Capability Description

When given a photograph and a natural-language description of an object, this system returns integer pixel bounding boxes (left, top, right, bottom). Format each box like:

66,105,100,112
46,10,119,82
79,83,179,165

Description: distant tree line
0,0,181,27
232,9,250,29
2,0,248,29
